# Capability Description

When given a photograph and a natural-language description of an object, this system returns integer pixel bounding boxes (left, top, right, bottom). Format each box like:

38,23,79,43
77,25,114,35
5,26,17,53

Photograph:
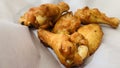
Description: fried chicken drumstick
19,2,69,28
38,29,89,67
75,7,120,28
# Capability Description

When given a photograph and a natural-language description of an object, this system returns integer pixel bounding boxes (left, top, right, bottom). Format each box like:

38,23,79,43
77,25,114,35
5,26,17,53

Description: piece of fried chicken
38,29,89,67
78,24,103,55
52,12,80,34
19,2,69,28
75,7,120,28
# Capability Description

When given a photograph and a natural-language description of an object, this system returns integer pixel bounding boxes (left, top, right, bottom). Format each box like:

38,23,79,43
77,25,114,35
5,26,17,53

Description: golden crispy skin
75,7,120,28
78,24,103,55
19,7,39,28
52,12,81,34
38,29,89,67
19,2,69,28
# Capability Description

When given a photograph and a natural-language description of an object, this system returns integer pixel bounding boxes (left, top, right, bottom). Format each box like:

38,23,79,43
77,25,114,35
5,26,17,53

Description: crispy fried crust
75,7,120,28
78,24,103,55
52,12,81,34
19,2,69,29
38,29,89,67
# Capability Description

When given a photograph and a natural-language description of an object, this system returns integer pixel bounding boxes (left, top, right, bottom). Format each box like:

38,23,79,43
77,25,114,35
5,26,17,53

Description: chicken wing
38,29,89,67
75,7,120,28
52,12,81,34
19,2,69,28
78,24,103,55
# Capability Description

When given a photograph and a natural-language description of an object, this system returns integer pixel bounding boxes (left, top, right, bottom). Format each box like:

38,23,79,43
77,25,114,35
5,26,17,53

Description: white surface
0,0,120,68
0,21,61,68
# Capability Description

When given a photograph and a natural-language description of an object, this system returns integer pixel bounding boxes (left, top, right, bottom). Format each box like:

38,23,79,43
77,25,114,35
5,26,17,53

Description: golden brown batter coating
38,29,89,67
75,7,120,28
19,2,69,28
52,12,81,34
78,24,103,55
